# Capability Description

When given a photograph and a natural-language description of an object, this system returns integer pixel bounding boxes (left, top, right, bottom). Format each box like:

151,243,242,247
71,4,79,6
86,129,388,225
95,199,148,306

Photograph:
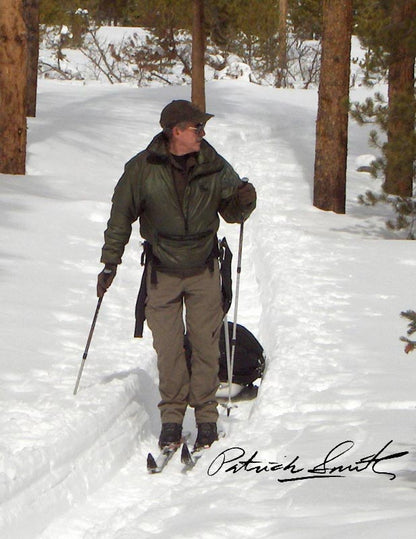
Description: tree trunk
276,0,288,88
23,0,40,118
313,0,352,213
0,0,27,175
191,0,206,111
384,0,416,197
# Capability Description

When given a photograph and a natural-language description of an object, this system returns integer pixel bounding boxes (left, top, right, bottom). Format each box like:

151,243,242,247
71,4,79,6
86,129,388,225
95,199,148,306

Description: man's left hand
238,181,256,207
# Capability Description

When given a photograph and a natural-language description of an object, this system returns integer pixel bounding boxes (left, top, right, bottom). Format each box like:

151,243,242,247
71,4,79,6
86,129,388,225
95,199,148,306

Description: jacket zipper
183,184,190,234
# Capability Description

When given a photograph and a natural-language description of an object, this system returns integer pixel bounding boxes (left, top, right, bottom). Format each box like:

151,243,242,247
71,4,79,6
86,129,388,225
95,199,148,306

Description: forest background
2,1,415,214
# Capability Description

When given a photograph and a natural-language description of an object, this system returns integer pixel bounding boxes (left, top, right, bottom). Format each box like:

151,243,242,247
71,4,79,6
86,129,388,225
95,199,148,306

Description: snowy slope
0,76,415,538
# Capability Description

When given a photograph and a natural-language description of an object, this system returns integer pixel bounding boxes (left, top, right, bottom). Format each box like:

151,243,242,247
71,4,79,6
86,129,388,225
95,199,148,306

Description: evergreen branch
399,336,416,354
399,310,416,354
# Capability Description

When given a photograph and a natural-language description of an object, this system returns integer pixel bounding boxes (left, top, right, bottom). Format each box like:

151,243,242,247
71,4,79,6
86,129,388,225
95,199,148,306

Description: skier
97,99,256,451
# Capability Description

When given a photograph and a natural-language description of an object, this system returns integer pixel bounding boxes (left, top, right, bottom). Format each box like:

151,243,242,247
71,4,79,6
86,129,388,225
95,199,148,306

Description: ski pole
225,176,251,414
226,216,245,415
223,314,231,392
73,296,103,395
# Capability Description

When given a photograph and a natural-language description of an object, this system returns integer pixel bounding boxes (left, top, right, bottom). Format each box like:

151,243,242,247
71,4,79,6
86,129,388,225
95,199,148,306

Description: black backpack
218,322,265,385
184,322,265,386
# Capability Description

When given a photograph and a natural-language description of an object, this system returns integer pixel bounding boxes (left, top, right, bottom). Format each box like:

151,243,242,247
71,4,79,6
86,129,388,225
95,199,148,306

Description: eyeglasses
187,123,205,135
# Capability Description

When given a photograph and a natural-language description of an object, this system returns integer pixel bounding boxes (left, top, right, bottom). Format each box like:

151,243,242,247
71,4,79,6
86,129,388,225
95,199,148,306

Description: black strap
219,237,233,314
134,242,155,338
205,235,220,273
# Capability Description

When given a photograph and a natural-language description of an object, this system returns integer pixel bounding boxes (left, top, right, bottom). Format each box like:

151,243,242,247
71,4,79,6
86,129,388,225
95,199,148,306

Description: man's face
171,122,206,155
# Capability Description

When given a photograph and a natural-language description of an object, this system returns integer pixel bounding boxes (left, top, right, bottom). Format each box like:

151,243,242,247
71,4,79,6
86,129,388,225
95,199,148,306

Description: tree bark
384,0,416,197
23,0,39,117
191,0,206,111
0,0,27,174
276,0,288,88
313,0,352,213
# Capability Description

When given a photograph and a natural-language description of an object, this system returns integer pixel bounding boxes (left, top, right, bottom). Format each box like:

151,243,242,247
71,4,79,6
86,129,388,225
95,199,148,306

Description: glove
237,181,256,207
97,263,117,298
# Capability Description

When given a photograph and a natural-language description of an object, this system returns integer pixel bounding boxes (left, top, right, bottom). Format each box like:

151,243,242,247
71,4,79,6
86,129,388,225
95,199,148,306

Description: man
97,99,256,451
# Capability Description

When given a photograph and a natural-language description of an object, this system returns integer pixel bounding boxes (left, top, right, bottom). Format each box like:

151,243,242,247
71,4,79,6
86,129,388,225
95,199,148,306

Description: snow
1,39,416,538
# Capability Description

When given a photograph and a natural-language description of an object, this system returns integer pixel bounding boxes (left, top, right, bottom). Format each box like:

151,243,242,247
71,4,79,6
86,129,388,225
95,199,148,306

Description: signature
207,440,409,482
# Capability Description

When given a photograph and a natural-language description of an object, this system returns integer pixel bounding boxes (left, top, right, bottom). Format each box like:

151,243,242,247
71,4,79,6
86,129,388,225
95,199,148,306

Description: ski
147,432,190,474
180,442,206,472
181,428,227,472
147,444,180,474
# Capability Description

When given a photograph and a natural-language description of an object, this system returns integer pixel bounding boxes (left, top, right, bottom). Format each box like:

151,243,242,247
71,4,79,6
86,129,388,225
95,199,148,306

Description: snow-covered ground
1,50,416,538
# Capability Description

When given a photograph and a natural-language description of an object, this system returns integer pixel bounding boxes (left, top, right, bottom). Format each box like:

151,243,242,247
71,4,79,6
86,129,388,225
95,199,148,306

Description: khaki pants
145,263,223,424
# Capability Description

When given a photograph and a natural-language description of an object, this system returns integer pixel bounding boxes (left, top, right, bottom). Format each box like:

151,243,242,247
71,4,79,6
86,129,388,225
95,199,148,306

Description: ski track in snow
1,79,416,538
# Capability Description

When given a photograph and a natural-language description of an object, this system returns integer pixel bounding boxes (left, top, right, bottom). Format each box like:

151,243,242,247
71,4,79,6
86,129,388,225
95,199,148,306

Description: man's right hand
97,264,117,298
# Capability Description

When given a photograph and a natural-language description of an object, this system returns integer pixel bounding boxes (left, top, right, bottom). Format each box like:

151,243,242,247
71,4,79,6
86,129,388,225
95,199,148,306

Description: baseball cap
160,100,214,129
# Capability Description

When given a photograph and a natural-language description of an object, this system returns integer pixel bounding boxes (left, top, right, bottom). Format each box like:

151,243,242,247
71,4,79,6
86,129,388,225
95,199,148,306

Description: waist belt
157,229,213,242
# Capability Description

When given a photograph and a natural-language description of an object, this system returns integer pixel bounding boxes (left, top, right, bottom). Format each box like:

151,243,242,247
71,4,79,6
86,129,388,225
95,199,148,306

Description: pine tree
385,1,416,196
203,0,280,74
133,0,192,31
192,0,206,111
276,0,288,88
313,0,352,213
39,1,134,26
288,0,322,39
24,0,40,117
0,0,28,174
354,0,416,197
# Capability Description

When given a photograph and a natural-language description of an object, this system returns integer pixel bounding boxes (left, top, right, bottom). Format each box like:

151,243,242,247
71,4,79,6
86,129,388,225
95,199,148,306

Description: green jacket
101,133,255,271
